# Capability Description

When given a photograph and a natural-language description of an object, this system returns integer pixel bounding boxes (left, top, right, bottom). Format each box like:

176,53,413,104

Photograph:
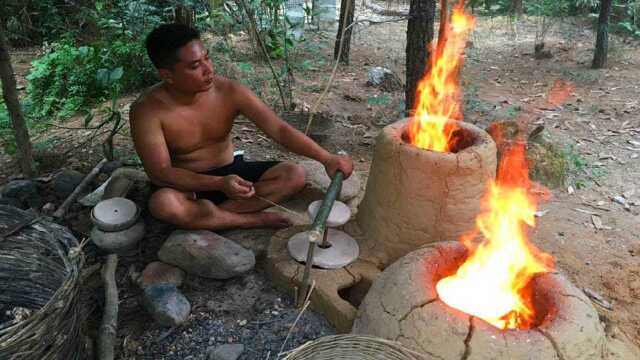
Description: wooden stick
96,171,135,359
98,253,118,360
53,158,108,219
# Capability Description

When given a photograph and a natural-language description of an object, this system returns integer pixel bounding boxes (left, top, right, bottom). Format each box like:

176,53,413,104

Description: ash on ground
121,271,335,359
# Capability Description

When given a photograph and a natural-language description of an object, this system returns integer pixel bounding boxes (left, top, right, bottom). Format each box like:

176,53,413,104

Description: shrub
26,39,156,119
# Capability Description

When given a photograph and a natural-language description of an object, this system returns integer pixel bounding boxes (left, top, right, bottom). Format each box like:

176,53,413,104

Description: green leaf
109,67,124,82
237,62,253,72
97,68,109,86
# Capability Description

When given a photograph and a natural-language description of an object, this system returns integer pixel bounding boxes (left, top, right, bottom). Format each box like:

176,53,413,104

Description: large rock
158,230,255,279
52,169,84,198
142,283,191,327
139,261,185,288
300,160,362,202
1,179,42,209
207,344,245,360
367,67,402,92
100,160,123,174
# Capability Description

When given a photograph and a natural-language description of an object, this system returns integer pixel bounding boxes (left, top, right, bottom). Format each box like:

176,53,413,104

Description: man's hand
221,175,255,199
323,153,354,179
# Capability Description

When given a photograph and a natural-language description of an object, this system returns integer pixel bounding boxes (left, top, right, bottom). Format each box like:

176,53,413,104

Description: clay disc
91,197,139,232
307,200,351,227
287,229,359,269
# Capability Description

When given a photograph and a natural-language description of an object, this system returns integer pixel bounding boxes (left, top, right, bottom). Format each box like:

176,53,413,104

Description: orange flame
436,140,555,329
407,1,475,152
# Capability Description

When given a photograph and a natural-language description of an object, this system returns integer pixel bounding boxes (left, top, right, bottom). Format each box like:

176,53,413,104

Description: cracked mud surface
352,242,621,360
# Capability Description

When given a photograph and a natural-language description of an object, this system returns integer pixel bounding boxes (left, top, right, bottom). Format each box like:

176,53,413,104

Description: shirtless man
129,24,353,230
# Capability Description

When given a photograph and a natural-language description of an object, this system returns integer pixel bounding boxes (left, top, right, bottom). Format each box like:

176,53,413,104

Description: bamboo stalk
297,171,344,306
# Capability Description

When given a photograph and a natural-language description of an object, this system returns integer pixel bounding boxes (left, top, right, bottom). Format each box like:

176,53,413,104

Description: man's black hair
145,23,201,69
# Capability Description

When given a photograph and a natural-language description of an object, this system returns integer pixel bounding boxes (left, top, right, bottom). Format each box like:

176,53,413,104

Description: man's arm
230,81,353,177
130,102,225,192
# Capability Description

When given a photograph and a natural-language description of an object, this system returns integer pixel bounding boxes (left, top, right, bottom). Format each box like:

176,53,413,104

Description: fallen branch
98,254,118,360
365,2,409,17
53,158,108,219
96,172,136,360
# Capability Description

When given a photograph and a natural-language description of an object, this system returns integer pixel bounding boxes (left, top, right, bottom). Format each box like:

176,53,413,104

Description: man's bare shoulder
212,75,241,95
130,83,167,121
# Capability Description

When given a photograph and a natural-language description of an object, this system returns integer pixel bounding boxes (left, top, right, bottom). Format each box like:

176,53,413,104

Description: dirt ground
2,1,640,356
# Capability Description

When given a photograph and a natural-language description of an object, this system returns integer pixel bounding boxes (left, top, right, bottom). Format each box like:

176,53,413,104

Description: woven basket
0,205,85,360
283,334,429,360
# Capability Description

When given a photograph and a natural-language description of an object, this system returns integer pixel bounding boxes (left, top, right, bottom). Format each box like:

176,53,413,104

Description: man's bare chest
160,102,236,154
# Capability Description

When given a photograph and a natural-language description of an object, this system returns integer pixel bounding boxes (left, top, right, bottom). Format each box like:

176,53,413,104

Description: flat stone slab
91,197,139,232
266,225,380,333
287,229,359,269
91,220,145,254
159,230,255,279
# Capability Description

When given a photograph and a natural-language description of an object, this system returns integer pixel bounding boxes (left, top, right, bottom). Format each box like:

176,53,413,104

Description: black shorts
196,154,280,204
153,154,280,205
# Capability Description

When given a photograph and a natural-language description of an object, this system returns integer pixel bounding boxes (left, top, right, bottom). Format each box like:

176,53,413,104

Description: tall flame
407,1,475,152
436,140,555,329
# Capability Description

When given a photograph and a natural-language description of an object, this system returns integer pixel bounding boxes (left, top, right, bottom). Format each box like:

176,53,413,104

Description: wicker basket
0,205,85,359
283,334,430,360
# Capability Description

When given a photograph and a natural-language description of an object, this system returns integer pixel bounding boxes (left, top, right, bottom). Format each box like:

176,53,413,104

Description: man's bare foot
248,211,291,229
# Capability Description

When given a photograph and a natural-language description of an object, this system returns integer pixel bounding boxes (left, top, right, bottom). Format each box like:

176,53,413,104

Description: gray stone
79,177,111,207
1,179,41,209
299,160,362,202
367,67,402,92
52,169,84,198
139,261,185,288
0,197,23,209
158,230,255,279
142,283,191,327
91,220,145,254
207,344,245,360
101,160,123,174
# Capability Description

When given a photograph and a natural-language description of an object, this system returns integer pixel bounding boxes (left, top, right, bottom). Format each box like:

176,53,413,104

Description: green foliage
26,39,155,119
525,0,571,17
1,0,88,46
367,94,392,106
564,144,586,171
562,143,605,188
614,1,640,37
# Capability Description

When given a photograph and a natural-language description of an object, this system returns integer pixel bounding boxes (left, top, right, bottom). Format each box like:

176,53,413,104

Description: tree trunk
592,0,613,69
484,0,492,12
334,0,356,64
0,25,34,177
405,0,436,114
174,5,194,27
509,0,523,16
